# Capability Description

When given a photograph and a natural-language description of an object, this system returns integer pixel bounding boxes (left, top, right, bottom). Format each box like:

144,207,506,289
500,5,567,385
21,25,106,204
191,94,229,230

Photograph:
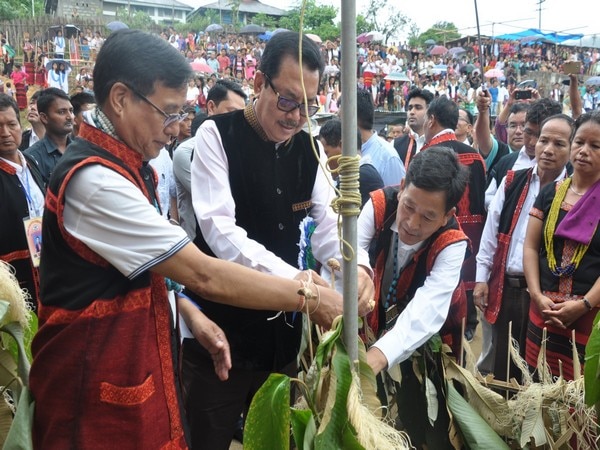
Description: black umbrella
48,24,81,39
205,24,224,33
106,21,129,32
45,59,72,71
239,24,265,34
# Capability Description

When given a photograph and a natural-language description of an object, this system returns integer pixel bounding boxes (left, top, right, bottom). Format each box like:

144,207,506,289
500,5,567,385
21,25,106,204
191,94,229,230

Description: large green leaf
2,387,34,450
0,323,30,390
518,390,546,448
314,340,365,450
5,314,37,365
584,311,600,408
290,408,313,448
446,381,510,450
244,373,291,450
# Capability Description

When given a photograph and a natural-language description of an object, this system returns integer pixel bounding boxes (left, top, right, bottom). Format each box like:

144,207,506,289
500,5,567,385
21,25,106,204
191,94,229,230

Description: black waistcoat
191,110,319,371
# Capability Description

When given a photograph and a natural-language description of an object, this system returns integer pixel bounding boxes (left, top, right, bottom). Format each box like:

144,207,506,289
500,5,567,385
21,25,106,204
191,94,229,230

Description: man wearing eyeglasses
30,30,358,449
185,31,375,449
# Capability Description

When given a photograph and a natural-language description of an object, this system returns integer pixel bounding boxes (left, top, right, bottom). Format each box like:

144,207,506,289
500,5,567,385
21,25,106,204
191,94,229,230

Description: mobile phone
514,90,532,100
563,61,582,75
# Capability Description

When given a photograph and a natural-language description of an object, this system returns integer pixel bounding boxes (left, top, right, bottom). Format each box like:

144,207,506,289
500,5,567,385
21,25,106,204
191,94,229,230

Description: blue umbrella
106,21,129,32
205,24,224,33
258,31,273,41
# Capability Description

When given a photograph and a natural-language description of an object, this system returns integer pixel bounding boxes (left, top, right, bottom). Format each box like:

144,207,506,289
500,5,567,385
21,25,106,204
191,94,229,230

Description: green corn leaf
584,311,600,407
446,381,510,450
314,340,365,450
244,373,291,450
290,408,313,449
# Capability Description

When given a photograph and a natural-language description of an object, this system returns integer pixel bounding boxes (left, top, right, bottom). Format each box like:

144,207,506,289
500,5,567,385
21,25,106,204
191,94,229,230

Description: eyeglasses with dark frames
124,83,188,129
263,74,319,117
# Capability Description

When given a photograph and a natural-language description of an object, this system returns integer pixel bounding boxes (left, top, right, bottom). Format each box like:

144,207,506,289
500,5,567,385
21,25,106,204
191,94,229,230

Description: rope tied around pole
329,154,362,262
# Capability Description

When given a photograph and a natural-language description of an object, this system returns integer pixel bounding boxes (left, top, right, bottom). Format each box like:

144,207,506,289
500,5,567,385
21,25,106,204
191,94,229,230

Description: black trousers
492,283,530,382
181,338,295,450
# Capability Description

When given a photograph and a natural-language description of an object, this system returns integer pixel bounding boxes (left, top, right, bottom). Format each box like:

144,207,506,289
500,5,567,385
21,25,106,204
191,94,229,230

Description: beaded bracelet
582,297,593,311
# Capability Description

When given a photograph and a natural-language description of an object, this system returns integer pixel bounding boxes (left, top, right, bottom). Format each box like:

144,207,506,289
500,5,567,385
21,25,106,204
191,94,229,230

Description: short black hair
37,87,71,115
206,78,247,105
356,88,374,130
540,113,575,138
508,102,529,116
93,29,192,106
0,93,20,122
319,117,342,147
427,96,459,130
404,145,469,213
574,110,600,135
30,90,42,103
406,87,434,106
259,31,324,80
459,108,474,126
70,92,95,116
525,98,562,126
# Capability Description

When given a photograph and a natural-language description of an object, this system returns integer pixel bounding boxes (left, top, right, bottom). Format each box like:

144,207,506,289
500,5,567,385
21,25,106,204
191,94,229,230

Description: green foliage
114,7,155,31
244,319,370,449
355,15,370,36
0,0,42,19
251,13,278,30
584,311,600,417
419,21,460,46
180,11,221,34
278,0,338,39
446,381,511,449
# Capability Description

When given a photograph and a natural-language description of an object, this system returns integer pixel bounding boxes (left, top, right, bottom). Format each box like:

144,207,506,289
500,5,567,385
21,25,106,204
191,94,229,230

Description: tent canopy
495,28,584,44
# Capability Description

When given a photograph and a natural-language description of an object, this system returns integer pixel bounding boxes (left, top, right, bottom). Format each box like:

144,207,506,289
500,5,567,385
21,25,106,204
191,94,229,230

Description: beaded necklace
92,108,118,140
544,177,591,277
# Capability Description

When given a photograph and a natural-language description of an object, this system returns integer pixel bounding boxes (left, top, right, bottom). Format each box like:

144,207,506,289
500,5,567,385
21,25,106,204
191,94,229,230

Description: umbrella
258,31,272,41
518,79,537,89
432,64,448,74
205,24,224,33
357,32,370,44
324,64,340,76
190,61,214,74
586,76,600,86
384,72,410,82
305,33,322,44
239,24,265,34
429,45,448,56
448,46,466,57
106,21,128,32
49,24,81,39
484,68,505,79
461,63,476,74
366,31,385,42
424,39,436,45
45,59,72,70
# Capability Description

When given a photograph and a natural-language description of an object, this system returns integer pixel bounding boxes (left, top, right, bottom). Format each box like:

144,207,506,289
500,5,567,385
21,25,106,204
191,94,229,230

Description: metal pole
340,0,358,364
473,0,485,69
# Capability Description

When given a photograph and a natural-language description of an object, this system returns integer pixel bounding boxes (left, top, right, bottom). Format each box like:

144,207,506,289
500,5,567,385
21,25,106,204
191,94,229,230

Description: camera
514,90,532,100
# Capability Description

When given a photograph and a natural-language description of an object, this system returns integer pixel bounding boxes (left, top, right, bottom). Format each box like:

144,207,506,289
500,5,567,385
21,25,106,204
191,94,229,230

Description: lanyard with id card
21,167,43,267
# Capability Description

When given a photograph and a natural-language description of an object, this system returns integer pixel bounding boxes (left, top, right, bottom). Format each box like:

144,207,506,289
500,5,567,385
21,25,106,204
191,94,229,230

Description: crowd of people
0,25,599,450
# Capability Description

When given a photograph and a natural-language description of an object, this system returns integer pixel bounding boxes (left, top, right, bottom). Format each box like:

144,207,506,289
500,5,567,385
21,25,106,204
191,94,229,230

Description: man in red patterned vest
363,146,470,450
420,95,487,342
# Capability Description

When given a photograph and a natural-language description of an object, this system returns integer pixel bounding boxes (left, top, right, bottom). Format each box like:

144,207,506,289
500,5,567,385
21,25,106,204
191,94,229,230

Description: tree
363,0,412,44
420,21,460,46
0,0,43,19
179,10,221,34
356,14,370,36
251,13,278,29
278,0,340,41
115,7,154,31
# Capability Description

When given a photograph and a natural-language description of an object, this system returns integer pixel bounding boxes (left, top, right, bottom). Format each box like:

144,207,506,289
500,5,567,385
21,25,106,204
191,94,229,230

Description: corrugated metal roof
198,0,286,16
107,0,194,11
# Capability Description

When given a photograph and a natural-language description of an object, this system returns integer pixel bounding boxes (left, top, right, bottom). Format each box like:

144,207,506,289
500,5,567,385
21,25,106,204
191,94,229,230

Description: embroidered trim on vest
243,102,270,142
0,158,18,175
530,207,544,220
100,374,156,405
404,136,415,171
0,249,30,262
421,131,456,151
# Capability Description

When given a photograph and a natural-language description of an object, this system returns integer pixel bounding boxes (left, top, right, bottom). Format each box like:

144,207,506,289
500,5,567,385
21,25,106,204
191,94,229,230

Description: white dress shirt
358,200,467,367
484,147,535,209
191,119,370,281
476,164,566,281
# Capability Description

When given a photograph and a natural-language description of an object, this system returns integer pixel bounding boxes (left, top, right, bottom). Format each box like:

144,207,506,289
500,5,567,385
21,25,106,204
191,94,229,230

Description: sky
181,0,598,42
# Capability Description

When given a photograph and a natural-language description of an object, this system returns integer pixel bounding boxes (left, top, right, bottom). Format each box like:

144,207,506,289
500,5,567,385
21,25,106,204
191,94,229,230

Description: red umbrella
190,61,214,74
429,45,448,56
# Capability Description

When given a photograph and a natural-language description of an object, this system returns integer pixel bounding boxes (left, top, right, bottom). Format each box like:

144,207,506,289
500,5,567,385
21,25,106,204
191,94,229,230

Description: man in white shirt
185,32,375,449
364,147,469,449
474,114,572,380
